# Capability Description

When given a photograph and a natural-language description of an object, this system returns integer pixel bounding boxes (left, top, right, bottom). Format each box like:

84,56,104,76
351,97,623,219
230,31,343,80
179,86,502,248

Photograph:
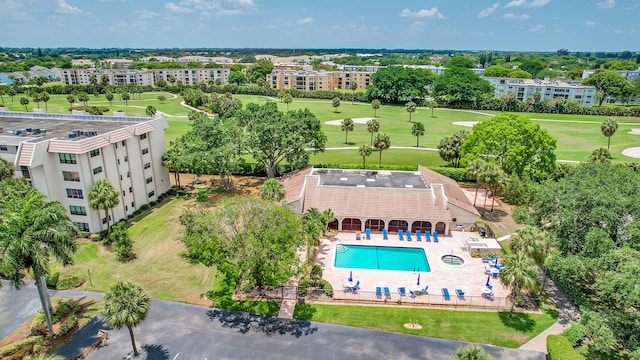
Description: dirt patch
462,188,522,237
403,323,423,330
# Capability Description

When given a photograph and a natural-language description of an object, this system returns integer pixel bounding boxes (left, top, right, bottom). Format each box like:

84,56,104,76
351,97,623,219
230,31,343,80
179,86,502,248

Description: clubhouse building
282,166,480,236
0,109,170,233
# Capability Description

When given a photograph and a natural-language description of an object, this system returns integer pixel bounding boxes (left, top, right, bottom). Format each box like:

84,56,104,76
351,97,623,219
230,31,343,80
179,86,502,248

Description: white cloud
529,24,545,31
505,0,550,8
135,9,160,19
597,0,615,8
296,16,314,24
412,21,425,28
478,2,499,18
372,25,381,31
165,2,194,13
175,0,256,16
56,0,83,14
585,20,596,26
400,7,445,19
503,13,531,19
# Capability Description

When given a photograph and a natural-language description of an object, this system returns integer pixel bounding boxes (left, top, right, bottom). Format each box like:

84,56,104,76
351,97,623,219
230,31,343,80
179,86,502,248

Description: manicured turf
52,199,215,304
293,303,557,348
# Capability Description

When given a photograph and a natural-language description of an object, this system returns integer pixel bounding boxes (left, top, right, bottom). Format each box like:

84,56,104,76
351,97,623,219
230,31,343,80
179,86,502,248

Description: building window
131,201,135,208
90,149,100,157
147,191,155,198
63,171,81,182
92,166,102,175
141,148,149,155
124,155,128,162
66,188,83,199
69,205,87,216
145,177,153,184
117,159,120,165
129,186,133,193
140,133,147,140
127,171,130,178
102,215,112,224
20,166,30,179
58,153,77,164
121,140,126,147
144,162,151,169
0,145,7,151
75,222,90,231
122,190,126,197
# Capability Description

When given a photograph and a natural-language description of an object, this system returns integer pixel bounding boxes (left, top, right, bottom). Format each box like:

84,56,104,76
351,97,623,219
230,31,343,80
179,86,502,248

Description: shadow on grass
143,344,170,360
206,309,318,338
498,311,537,333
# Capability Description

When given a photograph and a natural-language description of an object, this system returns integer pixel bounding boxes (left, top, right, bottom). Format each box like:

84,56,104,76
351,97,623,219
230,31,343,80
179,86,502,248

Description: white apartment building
582,68,640,81
61,68,230,86
482,77,596,107
0,110,171,233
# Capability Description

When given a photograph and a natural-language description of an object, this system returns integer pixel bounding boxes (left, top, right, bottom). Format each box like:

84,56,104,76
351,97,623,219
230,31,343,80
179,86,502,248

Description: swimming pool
335,244,431,272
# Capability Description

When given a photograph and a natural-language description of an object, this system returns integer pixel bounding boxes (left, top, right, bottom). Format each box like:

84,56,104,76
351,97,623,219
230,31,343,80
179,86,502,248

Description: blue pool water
335,245,431,272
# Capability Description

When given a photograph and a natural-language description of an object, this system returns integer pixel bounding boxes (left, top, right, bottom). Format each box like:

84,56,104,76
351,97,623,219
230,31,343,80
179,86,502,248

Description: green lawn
293,303,557,348
52,198,216,304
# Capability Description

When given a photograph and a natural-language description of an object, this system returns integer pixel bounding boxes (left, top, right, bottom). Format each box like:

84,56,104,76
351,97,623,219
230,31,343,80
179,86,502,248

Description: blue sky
1,0,638,51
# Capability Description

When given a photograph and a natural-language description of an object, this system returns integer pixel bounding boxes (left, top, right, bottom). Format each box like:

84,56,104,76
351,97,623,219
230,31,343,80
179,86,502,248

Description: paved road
58,299,545,360
0,280,42,340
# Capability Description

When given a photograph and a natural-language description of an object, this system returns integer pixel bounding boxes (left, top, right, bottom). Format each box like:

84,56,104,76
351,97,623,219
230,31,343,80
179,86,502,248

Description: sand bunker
628,129,640,135
325,117,375,126
452,121,478,127
622,147,640,159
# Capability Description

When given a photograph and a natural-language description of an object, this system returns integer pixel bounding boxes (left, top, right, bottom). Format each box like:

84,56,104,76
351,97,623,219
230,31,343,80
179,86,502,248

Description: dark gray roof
313,168,428,189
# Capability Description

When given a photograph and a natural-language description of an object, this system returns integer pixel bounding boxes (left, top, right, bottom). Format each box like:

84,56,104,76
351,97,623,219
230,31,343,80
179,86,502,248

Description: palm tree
0,158,14,180
32,92,42,109
486,165,508,212
371,99,381,117
100,280,151,357
425,99,438,118
373,133,391,168
405,101,417,122
341,118,354,144
510,226,554,296
260,178,285,202
499,252,538,317
532,91,541,104
78,92,90,107
350,80,358,104
282,93,293,111
0,86,5,103
466,158,487,206
88,179,120,240
411,122,425,147
66,95,76,112
20,97,29,111
41,91,50,111
359,144,372,168
450,345,493,360
145,105,157,117
366,119,380,147
601,118,618,150
0,188,79,337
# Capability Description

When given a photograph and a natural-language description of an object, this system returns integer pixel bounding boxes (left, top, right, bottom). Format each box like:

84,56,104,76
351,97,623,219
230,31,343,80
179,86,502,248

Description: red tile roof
418,165,480,217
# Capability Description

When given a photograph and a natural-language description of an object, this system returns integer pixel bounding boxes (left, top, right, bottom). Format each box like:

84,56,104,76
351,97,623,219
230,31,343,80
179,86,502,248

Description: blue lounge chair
352,280,360,292
383,287,391,297
482,292,494,300
398,287,407,296
416,230,422,241
383,228,388,240
376,287,382,297
409,290,417,297
425,231,431,242
433,231,439,242
398,229,404,240
365,228,371,240
482,256,497,263
406,230,412,241
420,285,429,293
456,289,465,299
442,288,450,300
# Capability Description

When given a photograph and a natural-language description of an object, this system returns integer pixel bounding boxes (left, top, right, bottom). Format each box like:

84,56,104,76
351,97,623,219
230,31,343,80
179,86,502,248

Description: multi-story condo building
0,110,171,233
582,68,640,81
267,70,374,91
100,59,135,69
482,77,596,107
61,68,230,86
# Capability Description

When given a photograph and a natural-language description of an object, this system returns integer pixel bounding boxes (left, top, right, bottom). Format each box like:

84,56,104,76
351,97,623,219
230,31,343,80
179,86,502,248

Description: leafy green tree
111,222,134,260
7,87,16,102
32,92,42,108
509,69,533,79
600,118,618,150
260,178,285,202
461,113,556,178
88,179,120,240
100,280,150,357
0,188,79,337
281,92,293,111
466,158,488,206
366,118,380,147
411,122,425,147
366,66,433,103
431,67,493,108
88,106,103,115
371,99,381,117
78,92,89,107
450,345,493,360
350,80,358,104
588,148,612,164
482,162,508,212
20,96,29,111
105,92,114,106
483,65,510,77
237,102,326,178
332,97,340,112
405,101,416,122
518,58,545,78
145,105,156,117
157,94,167,103
446,56,476,69
0,86,5,103
373,132,391,168
228,71,246,85
583,69,634,106
121,92,130,105
510,226,553,294
0,158,14,180
359,144,372,168
499,252,538,317
341,118,354,144
438,130,468,167
180,197,306,289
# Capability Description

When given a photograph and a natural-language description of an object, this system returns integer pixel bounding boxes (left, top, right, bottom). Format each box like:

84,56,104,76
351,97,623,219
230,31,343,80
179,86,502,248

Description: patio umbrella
494,257,499,267
486,276,491,287
417,273,421,286
348,270,353,282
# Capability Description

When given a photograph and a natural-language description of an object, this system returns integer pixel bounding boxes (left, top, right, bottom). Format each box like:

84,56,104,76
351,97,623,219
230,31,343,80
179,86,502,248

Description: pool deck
316,231,510,307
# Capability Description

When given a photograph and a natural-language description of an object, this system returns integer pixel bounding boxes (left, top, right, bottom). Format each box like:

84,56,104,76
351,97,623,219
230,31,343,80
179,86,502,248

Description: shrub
139,204,150,212
562,323,586,347
197,188,209,202
89,233,101,242
46,271,60,289
56,303,70,317
58,314,77,336
73,305,81,314
30,312,45,335
547,335,583,360
149,200,157,207
57,275,84,290
310,265,323,279
0,336,43,357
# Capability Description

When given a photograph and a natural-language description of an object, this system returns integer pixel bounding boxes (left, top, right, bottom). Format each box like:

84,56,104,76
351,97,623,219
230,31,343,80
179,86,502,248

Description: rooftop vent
68,132,77,139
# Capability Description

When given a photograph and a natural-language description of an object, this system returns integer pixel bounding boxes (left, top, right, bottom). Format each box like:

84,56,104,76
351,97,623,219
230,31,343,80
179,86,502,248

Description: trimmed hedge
0,336,43,357
547,335,583,360
57,275,84,290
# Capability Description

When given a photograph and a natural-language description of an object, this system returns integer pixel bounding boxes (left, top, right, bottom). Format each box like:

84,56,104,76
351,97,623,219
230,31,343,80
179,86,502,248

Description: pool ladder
335,239,348,253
